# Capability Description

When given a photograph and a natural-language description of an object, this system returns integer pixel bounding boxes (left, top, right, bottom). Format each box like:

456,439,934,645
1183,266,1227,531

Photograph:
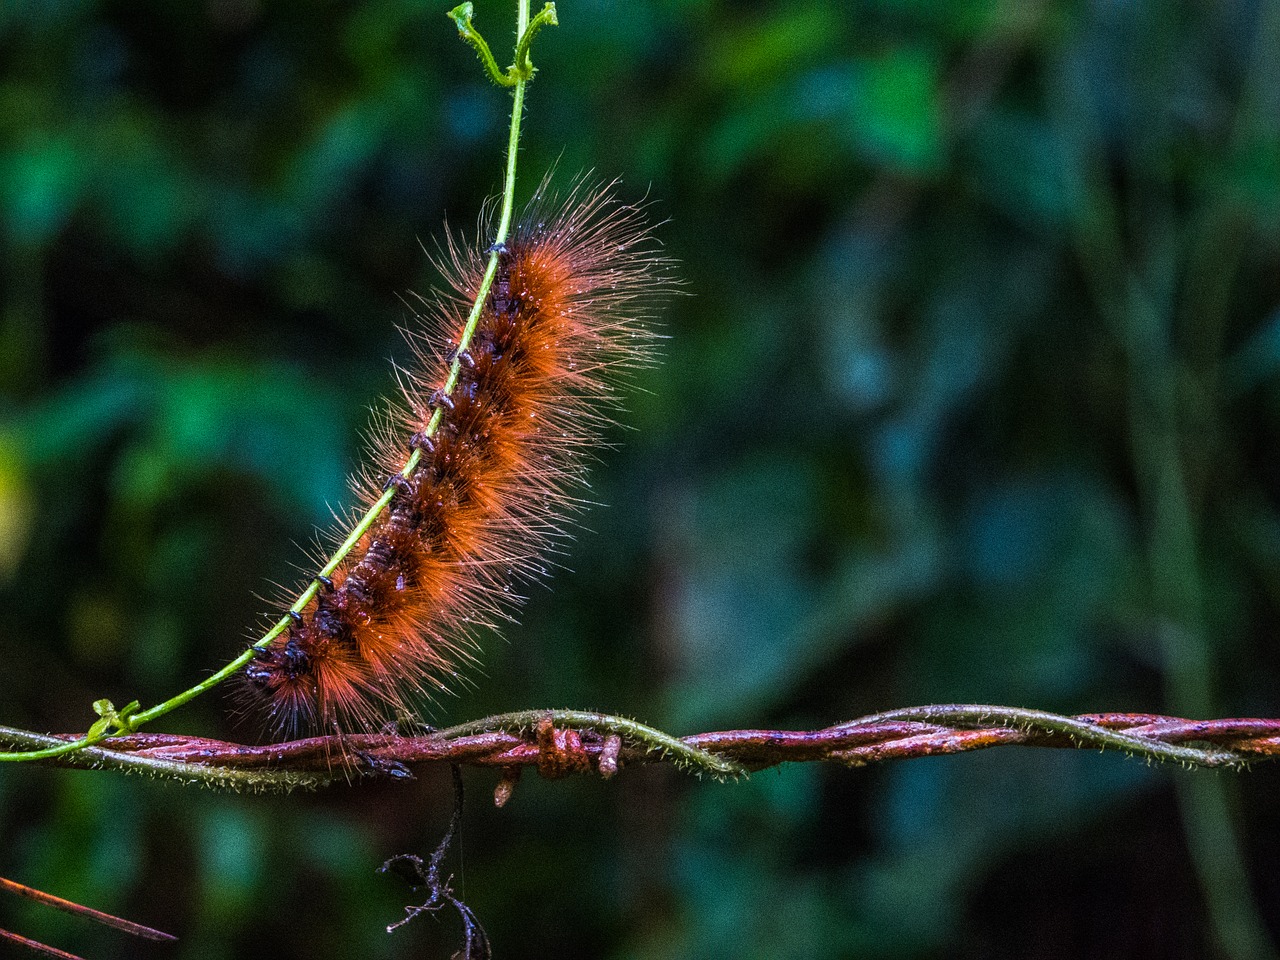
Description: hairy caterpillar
241,179,671,738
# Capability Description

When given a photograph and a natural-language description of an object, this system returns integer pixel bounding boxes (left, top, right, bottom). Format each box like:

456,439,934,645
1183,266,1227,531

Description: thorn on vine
534,716,592,779
598,734,622,778
493,766,520,807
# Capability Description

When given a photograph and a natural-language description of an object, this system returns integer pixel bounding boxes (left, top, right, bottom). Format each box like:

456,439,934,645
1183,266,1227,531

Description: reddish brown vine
4,707,1277,794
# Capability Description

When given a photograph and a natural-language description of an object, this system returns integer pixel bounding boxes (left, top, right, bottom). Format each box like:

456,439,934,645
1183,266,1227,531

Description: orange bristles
241,179,672,737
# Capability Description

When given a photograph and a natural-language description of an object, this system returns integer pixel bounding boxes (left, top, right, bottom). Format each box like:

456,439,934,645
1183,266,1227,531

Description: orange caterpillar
243,180,670,737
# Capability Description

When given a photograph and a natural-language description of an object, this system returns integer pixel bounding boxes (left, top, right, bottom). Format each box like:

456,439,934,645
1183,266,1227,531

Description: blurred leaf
0,433,35,581
851,47,945,174
0,134,85,246
969,109,1077,231
1225,304,1280,397
702,2,840,90
857,751,1150,956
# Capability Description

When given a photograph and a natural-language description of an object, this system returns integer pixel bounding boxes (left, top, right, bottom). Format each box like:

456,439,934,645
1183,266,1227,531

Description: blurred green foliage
3,0,1280,958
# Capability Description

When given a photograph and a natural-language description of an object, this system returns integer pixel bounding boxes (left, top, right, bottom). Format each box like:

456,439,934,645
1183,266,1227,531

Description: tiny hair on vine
239,176,675,739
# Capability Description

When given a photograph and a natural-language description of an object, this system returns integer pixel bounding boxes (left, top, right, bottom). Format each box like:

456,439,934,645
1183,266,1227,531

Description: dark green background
3,0,1280,957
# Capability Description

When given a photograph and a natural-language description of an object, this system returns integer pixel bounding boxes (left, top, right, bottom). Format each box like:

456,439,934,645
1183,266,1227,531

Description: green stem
450,2,556,86
0,0,548,764
0,725,334,791
513,3,557,79
849,705,1243,768
449,2,513,87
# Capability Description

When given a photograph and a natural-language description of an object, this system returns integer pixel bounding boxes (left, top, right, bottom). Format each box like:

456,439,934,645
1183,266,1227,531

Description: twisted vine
2,706,1276,796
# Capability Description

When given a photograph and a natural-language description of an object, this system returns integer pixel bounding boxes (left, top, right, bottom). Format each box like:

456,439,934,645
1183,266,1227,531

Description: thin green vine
0,0,553,764
0,724,335,791
451,1,557,87
847,705,1245,769
438,710,749,779
0,708,748,790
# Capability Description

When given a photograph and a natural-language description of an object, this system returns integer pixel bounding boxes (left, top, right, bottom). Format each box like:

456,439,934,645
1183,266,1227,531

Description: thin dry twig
0,875,177,960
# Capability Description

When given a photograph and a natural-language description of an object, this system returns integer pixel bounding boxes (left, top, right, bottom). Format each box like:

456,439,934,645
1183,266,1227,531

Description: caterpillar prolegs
242,180,671,737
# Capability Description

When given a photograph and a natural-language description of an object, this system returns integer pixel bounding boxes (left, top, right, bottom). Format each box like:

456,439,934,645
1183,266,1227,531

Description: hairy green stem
513,3,557,78
450,1,555,86
0,725,334,791
438,710,749,778
449,2,511,87
850,705,1244,768
0,0,551,764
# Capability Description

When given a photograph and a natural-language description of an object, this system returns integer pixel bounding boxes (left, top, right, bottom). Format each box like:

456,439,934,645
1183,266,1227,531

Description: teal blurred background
4,0,1280,957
